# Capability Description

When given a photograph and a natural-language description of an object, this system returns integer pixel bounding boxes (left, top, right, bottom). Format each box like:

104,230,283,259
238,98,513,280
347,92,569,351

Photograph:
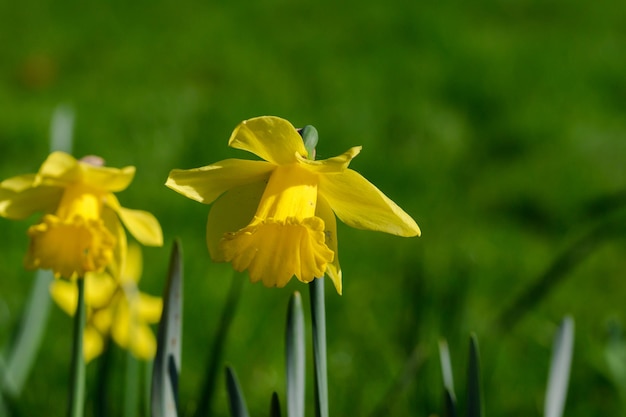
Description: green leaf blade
151,240,183,417
544,316,575,417
225,367,250,417
438,340,457,417
270,392,282,417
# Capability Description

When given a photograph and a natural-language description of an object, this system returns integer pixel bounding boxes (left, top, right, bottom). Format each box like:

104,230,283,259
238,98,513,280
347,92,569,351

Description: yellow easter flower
166,116,420,294
50,244,163,362
0,152,163,278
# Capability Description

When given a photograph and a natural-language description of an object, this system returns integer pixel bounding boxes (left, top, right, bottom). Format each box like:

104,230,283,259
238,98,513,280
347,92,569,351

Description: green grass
1,0,626,415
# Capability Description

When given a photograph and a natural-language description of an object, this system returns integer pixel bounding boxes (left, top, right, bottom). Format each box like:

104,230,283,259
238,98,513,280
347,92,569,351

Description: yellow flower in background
50,244,163,362
0,152,163,278
166,116,420,294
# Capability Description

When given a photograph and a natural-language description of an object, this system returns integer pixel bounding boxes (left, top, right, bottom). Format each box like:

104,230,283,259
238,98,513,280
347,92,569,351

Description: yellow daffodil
166,116,420,294
50,244,163,362
0,152,163,278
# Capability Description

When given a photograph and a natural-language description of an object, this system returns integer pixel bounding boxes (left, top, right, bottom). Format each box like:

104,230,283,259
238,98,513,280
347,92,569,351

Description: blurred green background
1,0,626,415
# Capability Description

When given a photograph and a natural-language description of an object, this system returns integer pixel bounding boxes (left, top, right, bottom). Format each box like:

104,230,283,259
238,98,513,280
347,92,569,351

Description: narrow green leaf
544,316,574,417
270,392,282,417
151,240,183,417
466,334,483,417
438,340,457,417
286,292,305,417
67,277,87,417
225,366,250,417
2,269,53,396
309,278,329,417
438,340,456,401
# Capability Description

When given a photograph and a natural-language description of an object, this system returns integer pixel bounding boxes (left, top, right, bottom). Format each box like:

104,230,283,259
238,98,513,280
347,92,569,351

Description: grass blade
151,240,183,417
225,366,250,417
309,278,329,417
286,292,305,417
466,334,483,417
544,316,574,417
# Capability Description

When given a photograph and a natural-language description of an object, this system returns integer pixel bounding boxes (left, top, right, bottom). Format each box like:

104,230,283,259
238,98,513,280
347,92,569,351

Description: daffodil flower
50,244,163,362
166,116,420,294
0,152,163,278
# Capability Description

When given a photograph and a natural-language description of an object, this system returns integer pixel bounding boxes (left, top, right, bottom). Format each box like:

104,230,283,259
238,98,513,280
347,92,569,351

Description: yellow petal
1,174,37,192
84,326,105,363
106,194,163,247
101,206,127,280
84,271,118,308
110,301,157,359
137,293,162,323
228,116,308,165
49,280,78,315
206,181,266,262
221,217,334,288
166,159,274,204
0,184,63,219
35,151,135,192
122,244,143,284
79,163,136,192
319,169,420,237
92,307,114,334
111,301,131,348
118,207,163,247
36,152,80,185
129,323,157,360
316,196,342,295
296,146,362,173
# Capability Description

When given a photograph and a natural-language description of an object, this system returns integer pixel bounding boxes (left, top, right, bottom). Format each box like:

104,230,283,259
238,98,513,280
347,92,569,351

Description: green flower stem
310,278,329,417
67,277,86,417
